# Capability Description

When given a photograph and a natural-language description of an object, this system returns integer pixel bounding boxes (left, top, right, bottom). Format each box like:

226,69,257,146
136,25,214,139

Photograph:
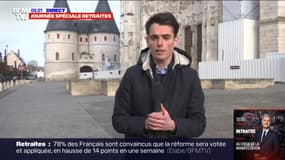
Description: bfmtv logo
12,8,30,21
12,8,67,21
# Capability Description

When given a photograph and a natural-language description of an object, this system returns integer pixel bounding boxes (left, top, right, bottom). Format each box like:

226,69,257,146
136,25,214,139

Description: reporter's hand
145,104,176,131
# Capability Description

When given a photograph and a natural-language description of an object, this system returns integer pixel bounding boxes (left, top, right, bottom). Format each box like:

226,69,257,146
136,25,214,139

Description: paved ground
0,81,284,138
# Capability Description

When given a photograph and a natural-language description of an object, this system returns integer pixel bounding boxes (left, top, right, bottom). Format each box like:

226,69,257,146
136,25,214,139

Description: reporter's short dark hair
145,12,179,37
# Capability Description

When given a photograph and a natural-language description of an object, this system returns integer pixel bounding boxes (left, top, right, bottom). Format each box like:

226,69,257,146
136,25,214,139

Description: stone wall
69,80,104,96
201,79,274,90
260,1,285,57
68,78,274,97
68,79,120,96
102,79,120,96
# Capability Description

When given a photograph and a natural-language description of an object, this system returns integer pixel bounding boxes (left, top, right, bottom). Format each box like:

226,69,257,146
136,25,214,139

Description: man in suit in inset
254,113,280,160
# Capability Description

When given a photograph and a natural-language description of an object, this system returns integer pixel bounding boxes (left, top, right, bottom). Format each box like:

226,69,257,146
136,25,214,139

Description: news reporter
112,12,206,138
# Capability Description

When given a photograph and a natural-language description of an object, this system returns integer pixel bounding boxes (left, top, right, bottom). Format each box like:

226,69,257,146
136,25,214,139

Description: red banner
29,12,113,20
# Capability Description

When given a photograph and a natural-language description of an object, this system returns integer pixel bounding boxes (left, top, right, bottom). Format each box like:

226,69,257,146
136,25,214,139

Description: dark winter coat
112,48,206,138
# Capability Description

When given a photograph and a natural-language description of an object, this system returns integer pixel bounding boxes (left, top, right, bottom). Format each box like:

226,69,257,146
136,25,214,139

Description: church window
94,36,97,41
68,34,70,39
104,36,107,41
80,37,82,42
102,54,105,61
57,34,60,39
86,37,88,42
56,52,59,60
114,54,117,61
72,52,75,61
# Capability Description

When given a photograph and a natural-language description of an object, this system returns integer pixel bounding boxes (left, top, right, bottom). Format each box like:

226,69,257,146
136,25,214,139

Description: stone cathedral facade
120,0,285,79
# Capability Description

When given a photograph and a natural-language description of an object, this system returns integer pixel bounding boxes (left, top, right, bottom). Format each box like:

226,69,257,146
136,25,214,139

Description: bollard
12,80,16,87
3,81,7,90
66,80,71,90
6,81,9,89
0,82,3,92
8,80,12,88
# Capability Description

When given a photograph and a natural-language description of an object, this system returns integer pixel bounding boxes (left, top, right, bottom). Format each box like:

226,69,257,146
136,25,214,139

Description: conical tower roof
89,0,119,35
44,0,76,32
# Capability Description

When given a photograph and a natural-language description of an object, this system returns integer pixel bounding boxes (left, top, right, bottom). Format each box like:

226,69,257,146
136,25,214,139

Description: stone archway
80,66,92,72
79,52,92,60
79,66,93,79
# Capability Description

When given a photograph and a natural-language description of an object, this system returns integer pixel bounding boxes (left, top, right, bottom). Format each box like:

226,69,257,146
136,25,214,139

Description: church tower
87,0,120,72
44,0,78,80
119,1,142,74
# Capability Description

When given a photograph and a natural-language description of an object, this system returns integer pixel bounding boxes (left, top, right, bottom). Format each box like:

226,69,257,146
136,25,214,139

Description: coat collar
140,49,190,78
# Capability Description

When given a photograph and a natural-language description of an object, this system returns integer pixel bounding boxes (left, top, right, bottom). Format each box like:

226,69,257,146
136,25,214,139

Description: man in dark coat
112,12,206,138
254,114,280,160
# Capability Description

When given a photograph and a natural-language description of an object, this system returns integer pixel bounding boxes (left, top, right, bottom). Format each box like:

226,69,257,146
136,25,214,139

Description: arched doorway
79,66,93,79
80,66,92,72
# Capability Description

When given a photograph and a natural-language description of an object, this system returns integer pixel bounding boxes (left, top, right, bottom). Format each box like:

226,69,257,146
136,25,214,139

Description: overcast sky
0,0,120,66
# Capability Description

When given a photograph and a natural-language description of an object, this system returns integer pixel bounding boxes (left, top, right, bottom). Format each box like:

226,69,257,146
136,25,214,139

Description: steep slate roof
73,21,90,34
44,0,76,32
89,0,119,35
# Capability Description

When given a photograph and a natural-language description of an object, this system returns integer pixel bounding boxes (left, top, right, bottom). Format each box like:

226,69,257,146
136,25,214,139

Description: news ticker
12,8,113,21
1,138,233,160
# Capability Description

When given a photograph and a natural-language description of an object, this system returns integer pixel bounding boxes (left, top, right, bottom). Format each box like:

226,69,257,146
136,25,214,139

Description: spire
89,0,119,35
44,0,76,32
